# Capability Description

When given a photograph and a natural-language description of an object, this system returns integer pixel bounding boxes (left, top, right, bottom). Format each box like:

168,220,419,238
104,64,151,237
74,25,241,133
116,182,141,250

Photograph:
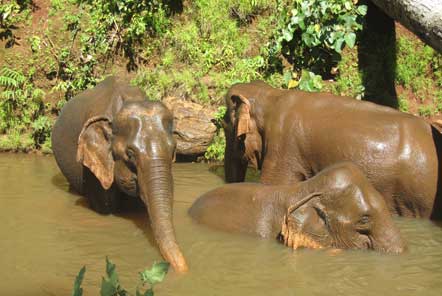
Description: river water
1,154,442,295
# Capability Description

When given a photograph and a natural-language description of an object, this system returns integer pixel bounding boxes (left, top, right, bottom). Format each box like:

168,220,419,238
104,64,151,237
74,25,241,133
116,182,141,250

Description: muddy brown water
1,154,442,295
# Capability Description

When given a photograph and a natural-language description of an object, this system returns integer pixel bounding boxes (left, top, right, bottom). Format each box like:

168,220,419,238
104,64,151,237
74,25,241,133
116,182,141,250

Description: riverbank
1,0,441,157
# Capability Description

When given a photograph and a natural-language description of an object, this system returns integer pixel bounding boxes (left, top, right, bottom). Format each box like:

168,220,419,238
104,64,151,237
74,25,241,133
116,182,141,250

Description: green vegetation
72,257,170,296
205,106,227,161
48,0,172,99
0,0,441,157
0,66,52,151
265,0,366,82
0,0,32,47
323,47,364,98
393,36,442,117
398,95,409,113
132,0,273,103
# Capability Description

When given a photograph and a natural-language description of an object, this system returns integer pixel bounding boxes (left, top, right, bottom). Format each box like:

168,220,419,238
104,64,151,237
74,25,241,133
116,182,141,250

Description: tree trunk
358,1,398,108
370,0,442,52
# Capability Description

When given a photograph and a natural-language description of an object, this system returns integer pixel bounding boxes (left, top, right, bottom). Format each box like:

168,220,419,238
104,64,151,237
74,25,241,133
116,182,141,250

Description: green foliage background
0,0,441,158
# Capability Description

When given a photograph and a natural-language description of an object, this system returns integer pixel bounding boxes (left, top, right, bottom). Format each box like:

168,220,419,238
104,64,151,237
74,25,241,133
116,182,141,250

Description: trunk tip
170,255,189,273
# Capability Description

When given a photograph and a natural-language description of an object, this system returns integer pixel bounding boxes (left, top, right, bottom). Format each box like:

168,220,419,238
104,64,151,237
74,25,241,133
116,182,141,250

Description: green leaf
357,5,368,15
298,19,305,30
136,288,154,296
100,278,118,296
298,70,323,92
71,266,86,296
105,257,119,286
283,71,292,85
288,79,299,89
344,32,356,48
282,29,293,42
334,37,344,53
139,262,170,286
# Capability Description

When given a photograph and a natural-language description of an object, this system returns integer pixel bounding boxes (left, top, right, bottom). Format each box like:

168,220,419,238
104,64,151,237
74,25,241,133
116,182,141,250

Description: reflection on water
0,154,442,295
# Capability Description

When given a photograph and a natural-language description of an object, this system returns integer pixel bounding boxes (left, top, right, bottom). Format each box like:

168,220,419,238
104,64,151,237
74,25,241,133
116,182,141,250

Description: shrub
263,0,367,92
0,0,31,46
396,37,433,86
418,105,434,117
133,0,269,104
0,67,51,150
205,106,227,161
48,0,173,100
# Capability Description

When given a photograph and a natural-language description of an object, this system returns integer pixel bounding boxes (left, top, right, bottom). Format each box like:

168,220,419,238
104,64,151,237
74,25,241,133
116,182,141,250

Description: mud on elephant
52,77,187,272
190,162,406,253
222,81,442,219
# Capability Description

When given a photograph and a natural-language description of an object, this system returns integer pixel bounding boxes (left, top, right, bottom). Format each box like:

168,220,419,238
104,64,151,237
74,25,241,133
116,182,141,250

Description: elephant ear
231,94,251,137
76,116,114,190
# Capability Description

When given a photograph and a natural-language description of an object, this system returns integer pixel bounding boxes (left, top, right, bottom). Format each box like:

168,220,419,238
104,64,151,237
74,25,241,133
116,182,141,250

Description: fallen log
370,0,442,52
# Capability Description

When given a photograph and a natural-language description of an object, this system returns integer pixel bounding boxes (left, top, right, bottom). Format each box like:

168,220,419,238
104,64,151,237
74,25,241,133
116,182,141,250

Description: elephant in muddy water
222,81,442,219
190,163,406,253
51,77,187,272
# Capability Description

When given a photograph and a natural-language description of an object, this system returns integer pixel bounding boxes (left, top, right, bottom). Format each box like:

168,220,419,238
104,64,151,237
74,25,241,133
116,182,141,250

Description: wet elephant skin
222,81,441,219
190,162,405,253
51,76,188,272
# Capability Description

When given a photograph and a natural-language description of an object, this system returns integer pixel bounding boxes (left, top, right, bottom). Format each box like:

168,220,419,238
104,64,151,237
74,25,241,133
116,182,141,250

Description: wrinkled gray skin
190,163,405,253
223,81,441,219
51,77,187,272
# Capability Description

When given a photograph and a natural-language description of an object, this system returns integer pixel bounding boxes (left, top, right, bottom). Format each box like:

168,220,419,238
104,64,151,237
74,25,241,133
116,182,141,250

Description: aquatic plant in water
72,257,170,296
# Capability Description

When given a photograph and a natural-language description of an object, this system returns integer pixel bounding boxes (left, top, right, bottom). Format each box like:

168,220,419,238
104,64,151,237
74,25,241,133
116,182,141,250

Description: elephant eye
359,215,370,224
355,215,371,234
314,206,329,228
126,147,136,162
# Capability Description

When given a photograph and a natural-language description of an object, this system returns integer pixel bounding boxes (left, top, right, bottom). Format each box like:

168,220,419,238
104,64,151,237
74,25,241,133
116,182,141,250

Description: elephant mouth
279,214,325,250
279,192,326,250
116,173,138,197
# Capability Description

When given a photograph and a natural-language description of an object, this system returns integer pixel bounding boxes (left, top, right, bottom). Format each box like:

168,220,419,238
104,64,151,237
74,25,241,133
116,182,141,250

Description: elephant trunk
371,218,406,254
137,158,188,273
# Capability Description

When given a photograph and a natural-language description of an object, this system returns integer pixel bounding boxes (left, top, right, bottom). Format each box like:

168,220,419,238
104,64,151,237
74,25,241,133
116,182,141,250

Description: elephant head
223,88,265,183
280,185,405,253
76,100,188,272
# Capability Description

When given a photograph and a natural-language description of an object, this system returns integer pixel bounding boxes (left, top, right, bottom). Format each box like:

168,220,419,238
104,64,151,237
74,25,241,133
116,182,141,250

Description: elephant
51,76,188,272
190,162,405,253
222,80,442,219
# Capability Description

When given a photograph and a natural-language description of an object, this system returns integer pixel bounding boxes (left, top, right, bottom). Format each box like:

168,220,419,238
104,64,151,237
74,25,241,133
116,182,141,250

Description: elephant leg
83,167,120,214
260,155,310,185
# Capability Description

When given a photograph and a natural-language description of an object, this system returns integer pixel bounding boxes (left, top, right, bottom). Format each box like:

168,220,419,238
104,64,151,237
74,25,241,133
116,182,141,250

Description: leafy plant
31,116,53,149
45,0,173,100
264,0,367,84
396,37,434,87
398,96,410,113
0,0,31,45
0,66,51,150
287,69,323,92
418,105,434,117
138,262,170,296
71,258,170,296
205,106,227,161
133,0,270,104
72,266,86,296
395,35,442,106
100,257,128,296
28,35,41,52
